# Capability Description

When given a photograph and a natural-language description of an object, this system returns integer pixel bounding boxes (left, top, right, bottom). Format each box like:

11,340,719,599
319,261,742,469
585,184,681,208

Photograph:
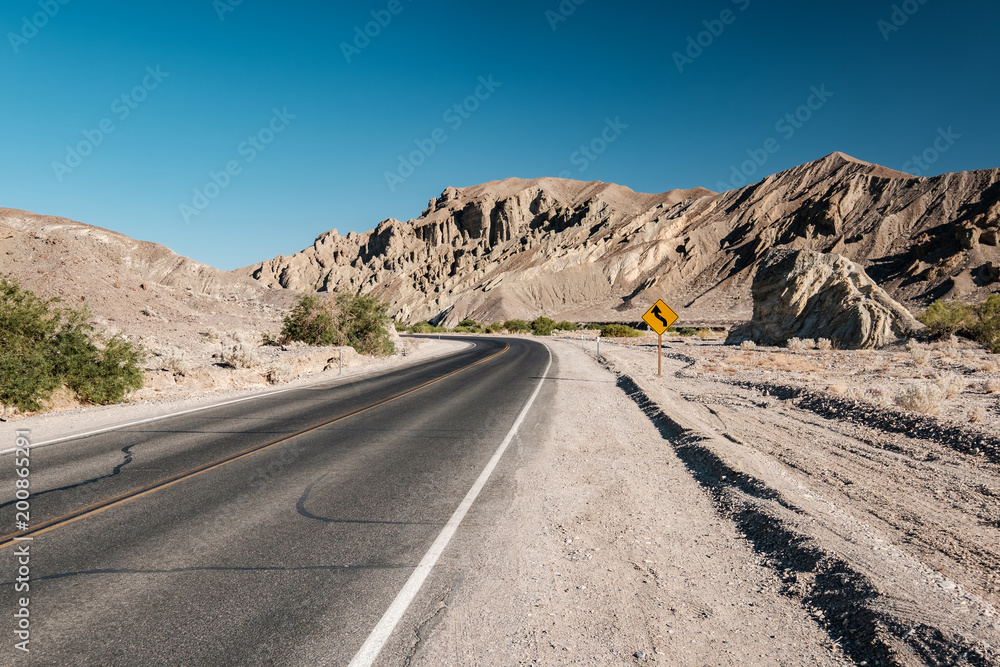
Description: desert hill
242,153,1000,327
0,208,293,351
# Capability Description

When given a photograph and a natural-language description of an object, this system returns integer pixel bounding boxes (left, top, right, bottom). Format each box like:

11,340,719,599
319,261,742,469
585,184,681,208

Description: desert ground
9,331,999,665
404,334,999,666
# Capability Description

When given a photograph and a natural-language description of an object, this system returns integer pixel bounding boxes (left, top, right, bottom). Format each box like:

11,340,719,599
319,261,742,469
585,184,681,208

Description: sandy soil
410,335,1000,666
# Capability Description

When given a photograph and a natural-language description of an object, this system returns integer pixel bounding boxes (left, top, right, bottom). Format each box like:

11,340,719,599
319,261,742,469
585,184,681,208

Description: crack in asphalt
0,443,138,510
297,473,447,526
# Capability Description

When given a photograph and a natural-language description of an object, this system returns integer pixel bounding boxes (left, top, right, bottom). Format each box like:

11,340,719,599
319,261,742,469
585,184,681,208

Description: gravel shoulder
407,339,852,666
404,335,1000,666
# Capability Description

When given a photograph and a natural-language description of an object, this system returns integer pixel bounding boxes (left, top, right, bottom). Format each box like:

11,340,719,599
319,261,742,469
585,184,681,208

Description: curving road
0,336,552,666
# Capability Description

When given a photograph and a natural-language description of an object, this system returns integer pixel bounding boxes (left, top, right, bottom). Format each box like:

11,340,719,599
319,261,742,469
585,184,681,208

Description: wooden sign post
642,300,679,378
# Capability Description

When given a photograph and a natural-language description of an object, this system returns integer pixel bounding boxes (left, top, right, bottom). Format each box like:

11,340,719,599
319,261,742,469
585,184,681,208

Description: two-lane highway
1,336,552,666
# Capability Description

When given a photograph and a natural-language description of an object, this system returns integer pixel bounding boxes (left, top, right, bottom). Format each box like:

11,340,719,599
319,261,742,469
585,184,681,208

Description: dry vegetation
608,330,1000,427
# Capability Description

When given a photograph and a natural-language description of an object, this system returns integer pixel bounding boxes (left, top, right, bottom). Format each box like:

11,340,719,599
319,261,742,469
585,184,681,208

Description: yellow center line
0,342,511,550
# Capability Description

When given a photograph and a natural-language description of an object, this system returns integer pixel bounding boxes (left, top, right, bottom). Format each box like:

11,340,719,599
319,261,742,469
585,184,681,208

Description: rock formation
241,152,1000,327
726,249,923,349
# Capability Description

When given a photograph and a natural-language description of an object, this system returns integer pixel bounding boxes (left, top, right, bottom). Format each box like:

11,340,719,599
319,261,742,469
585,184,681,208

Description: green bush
585,323,603,330
919,295,1000,353
409,321,445,334
531,316,556,336
485,321,505,333
503,319,531,333
600,324,642,338
676,327,699,337
0,279,144,411
337,293,395,357
918,300,977,336
553,321,579,331
280,294,342,346
280,292,395,356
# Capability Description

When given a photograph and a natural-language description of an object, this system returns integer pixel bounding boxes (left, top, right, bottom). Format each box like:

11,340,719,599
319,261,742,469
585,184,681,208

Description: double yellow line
0,343,510,550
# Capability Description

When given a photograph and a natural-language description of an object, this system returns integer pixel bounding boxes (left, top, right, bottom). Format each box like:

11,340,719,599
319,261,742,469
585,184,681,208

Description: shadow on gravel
615,375,991,667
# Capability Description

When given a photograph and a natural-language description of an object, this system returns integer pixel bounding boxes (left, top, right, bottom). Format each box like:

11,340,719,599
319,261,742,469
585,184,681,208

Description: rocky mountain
242,153,1000,327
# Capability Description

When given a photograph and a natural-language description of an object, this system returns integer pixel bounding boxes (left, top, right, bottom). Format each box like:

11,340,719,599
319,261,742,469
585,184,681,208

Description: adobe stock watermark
51,66,170,183
673,0,751,74
557,117,629,178
545,0,586,31
877,0,929,41
384,75,502,192
715,84,834,192
12,430,33,654
214,0,243,21
901,127,959,176
341,0,412,63
8,0,71,54
178,107,296,223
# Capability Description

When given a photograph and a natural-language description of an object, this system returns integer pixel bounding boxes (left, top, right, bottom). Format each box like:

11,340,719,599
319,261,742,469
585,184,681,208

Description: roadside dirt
406,335,1000,666
409,340,853,666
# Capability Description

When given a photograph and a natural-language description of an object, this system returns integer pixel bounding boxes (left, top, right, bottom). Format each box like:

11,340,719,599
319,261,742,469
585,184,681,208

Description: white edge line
347,344,553,667
0,388,295,455
0,341,475,456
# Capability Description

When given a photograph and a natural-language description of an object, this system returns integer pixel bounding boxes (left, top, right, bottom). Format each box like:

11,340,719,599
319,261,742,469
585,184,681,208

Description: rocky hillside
0,208,293,350
243,153,1000,327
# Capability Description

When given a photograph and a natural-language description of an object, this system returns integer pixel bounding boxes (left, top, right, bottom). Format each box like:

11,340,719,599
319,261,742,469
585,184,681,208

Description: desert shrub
800,338,817,349
265,364,295,385
485,321,505,333
394,322,408,332
919,300,978,336
934,372,967,399
600,324,642,338
280,294,342,346
909,347,931,366
585,323,603,330
458,318,480,329
968,407,987,424
222,343,259,369
971,294,1000,353
280,293,395,356
676,327,698,337
894,384,945,415
409,321,434,334
786,337,807,352
740,340,757,350
983,379,1000,394
260,332,280,347
816,338,833,351
337,293,395,356
919,295,1000,352
531,317,556,336
503,319,531,333
157,346,189,373
0,279,144,411
553,321,579,332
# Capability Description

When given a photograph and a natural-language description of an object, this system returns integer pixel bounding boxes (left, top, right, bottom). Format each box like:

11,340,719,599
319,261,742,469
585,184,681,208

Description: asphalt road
0,336,552,666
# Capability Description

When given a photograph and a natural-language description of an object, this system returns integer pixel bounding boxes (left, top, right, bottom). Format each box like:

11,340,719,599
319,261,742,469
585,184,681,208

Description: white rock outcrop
726,249,923,349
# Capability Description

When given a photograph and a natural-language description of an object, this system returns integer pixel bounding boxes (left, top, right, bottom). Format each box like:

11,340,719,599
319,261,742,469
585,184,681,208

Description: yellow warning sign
642,300,679,336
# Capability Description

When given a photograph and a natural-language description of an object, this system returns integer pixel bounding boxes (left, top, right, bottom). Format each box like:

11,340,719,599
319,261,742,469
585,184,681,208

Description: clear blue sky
2,0,997,269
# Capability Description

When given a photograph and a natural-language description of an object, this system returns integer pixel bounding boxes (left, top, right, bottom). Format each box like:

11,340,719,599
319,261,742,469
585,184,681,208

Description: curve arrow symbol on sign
651,304,670,329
